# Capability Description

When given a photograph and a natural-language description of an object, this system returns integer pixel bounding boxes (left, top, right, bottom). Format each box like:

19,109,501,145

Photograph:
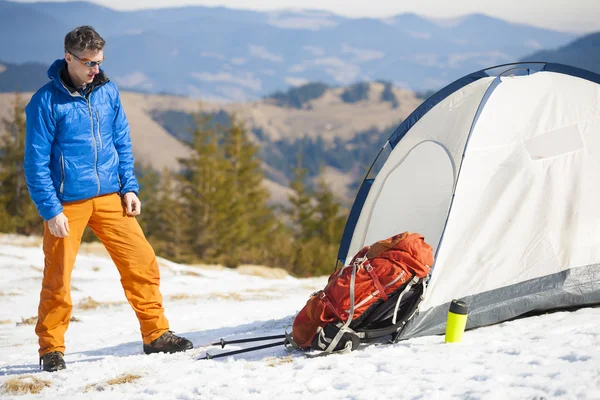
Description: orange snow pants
36,193,169,357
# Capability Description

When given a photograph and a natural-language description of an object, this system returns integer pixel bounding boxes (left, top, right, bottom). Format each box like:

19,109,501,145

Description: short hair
64,26,105,54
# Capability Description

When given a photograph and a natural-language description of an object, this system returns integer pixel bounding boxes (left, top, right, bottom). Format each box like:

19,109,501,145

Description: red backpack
289,232,434,353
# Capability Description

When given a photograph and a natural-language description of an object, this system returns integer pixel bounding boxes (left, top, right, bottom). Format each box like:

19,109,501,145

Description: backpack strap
356,276,425,341
318,291,345,321
322,258,359,354
392,275,420,325
364,261,389,301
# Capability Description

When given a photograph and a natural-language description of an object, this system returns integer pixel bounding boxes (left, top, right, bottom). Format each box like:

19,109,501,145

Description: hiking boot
39,351,66,372
143,331,193,355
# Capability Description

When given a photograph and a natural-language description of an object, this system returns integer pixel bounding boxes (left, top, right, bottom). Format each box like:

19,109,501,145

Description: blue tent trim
337,178,374,264
542,62,600,85
388,70,490,148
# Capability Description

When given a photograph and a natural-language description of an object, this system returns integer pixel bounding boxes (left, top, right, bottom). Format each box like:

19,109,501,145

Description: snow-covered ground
1,234,599,399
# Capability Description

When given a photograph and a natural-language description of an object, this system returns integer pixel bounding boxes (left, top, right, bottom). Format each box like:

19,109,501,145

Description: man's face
65,49,104,87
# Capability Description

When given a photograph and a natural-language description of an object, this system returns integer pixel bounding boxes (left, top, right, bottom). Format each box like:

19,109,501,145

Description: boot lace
39,351,63,369
161,331,185,345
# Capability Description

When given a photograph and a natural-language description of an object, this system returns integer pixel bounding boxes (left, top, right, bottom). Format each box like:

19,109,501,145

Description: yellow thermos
445,299,468,343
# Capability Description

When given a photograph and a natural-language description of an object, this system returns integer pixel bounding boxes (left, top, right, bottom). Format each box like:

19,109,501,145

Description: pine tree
313,168,346,247
285,153,316,275
136,163,161,237
287,153,316,241
284,159,351,276
220,116,274,267
178,113,227,262
151,168,187,262
307,168,348,275
0,93,42,235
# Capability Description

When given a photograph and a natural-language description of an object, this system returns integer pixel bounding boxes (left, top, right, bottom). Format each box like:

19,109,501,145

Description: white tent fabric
339,63,600,340
344,77,496,262
424,72,600,309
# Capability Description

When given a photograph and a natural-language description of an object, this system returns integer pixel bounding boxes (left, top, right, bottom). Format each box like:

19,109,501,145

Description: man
24,26,193,372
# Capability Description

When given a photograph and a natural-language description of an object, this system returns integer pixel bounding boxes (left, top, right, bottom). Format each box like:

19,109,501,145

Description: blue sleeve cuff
40,203,64,221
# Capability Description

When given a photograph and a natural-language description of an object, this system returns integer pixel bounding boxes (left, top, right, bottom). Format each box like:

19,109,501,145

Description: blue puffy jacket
24,59,139,221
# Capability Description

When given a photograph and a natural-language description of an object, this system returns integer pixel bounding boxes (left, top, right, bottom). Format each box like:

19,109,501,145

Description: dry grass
84,373,142,392
78,241,109,257
179,270,202,277
236,265,289,279
107,373,142,386
17,316,81,326
76,296,123,310
168,292,245,301
213,290,277,301
16,316,38,326
2,376,51,395
0,319,12,325
168,293,196,301
77,297,101,310
0,233,42,248
30,265,44,273
265,356,294,367
168,289,280,303
83,383,102,393
238,288,279,300
0,291,21,297
212,292,245,301
92,266,101,272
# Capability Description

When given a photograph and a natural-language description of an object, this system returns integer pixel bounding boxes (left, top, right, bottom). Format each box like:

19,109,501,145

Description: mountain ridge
0,0,577,99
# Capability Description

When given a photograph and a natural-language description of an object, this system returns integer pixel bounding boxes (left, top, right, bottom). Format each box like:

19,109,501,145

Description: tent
337,62,600,340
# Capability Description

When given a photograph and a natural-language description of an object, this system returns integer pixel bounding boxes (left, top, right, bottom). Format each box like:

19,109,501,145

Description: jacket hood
47,58,109,94
47,59,66,87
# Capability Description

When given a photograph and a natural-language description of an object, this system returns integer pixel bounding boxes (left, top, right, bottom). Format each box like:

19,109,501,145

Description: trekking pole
211,334,286,348
199,340,285,360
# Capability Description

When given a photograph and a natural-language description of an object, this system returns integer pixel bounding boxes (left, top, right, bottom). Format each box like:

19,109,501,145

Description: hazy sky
14,0,600,33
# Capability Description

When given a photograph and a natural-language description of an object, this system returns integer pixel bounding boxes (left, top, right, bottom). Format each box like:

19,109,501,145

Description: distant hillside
521,32,600,74
0,61,48,92
0,80,422,204
0,1,577,99
149,81,422,201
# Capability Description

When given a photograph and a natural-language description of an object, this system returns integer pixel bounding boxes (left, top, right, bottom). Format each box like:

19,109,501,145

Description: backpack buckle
353,256,369,269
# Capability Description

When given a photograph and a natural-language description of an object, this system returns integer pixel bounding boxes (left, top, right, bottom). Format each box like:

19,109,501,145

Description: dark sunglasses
69,53,104,68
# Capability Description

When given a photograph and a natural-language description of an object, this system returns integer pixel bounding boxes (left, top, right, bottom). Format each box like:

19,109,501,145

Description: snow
1,234,600,399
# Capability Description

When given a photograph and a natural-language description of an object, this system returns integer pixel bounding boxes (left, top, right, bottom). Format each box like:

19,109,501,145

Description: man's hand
48,212,70,238
123,192,142,216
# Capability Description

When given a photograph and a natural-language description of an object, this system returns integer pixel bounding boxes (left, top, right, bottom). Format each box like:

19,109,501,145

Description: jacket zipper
59,154,65,194
95,110,103,150
86,97,101,196
57,75,109,199
114,148,121,188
